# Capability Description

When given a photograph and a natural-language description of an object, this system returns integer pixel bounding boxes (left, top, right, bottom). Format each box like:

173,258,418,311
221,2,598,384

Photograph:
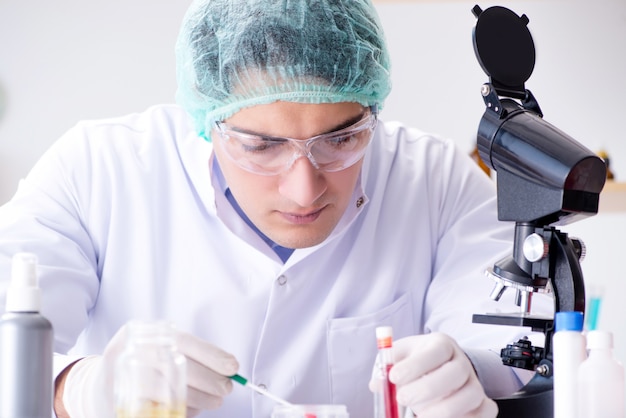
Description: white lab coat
0,104,548,417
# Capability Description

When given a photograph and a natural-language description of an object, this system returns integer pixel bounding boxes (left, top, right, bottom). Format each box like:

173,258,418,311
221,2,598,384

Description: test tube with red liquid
375,326,401,418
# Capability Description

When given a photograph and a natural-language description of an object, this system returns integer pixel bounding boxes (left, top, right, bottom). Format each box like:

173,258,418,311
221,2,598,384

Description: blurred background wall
1,0,625,374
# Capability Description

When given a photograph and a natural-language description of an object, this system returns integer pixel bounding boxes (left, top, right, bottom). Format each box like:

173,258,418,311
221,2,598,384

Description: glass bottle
115,320,187,418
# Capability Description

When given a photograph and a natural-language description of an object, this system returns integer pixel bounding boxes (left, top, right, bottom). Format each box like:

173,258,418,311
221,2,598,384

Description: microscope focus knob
570,237,587,262
523,233,548,262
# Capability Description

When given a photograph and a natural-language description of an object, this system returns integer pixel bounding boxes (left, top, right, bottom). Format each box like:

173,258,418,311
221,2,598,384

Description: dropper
229,374,292,407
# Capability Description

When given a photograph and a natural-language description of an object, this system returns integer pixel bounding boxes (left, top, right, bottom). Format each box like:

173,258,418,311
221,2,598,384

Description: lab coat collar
179,130,217,216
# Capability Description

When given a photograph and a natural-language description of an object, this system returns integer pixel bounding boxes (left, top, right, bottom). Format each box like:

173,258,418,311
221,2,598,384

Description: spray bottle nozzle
6,252,41,313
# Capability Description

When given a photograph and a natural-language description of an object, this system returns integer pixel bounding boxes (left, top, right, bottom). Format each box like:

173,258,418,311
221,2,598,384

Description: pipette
585,285,604,331
229,374,293,407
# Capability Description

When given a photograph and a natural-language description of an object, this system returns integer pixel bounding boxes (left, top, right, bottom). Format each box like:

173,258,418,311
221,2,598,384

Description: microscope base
495,372,553,418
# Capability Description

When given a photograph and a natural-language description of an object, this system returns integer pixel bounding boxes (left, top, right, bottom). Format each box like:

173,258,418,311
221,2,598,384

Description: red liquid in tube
376,326,400,418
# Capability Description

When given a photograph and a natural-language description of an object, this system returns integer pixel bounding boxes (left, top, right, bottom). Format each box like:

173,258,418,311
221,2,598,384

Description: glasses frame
213,106,378,176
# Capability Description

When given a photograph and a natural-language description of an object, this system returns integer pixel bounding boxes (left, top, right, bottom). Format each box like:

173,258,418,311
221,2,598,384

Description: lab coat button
356,196,365,208
277,275,287,285
258,383,268,391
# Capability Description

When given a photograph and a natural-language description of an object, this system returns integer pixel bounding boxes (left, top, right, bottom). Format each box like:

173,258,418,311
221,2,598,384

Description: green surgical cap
175,0,392,139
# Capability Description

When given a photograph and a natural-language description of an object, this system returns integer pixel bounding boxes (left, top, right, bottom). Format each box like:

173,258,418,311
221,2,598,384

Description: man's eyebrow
321,109,368,135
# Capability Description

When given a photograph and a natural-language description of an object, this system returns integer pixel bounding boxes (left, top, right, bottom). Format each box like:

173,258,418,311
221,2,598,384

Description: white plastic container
552,311,586,418
577,330,625,418
271,404,349,418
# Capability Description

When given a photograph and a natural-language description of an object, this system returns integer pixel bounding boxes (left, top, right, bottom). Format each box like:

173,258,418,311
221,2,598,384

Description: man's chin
267,227,334,250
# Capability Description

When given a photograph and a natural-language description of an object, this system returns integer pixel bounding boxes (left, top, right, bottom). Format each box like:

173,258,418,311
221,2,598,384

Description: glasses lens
309,115,376,172
216,110,377,175
219,132,290,174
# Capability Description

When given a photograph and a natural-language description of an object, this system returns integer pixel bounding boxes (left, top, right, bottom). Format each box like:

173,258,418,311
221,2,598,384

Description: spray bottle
0,253,54,418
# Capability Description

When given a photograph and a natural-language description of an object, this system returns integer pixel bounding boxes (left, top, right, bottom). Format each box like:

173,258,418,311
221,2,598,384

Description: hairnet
175,0,392,139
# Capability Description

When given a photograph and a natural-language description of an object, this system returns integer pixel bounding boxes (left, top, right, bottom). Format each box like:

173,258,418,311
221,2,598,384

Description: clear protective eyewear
213,106,378,175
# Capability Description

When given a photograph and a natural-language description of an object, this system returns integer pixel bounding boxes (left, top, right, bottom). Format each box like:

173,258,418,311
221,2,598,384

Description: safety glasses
213,107,378,175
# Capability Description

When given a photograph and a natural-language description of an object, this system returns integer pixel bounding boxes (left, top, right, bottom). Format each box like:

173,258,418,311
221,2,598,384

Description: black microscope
469,5,607,417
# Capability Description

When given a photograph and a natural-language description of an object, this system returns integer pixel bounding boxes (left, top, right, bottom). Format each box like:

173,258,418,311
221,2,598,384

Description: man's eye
241,139,284,153
328,134,358,148
241,143,271,153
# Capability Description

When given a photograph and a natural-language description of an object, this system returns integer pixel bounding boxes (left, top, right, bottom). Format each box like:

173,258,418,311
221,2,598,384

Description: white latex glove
369,333,498,418
62,323,239,418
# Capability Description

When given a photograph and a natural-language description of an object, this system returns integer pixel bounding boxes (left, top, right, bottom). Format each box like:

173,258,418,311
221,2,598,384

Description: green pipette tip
229,374,247,386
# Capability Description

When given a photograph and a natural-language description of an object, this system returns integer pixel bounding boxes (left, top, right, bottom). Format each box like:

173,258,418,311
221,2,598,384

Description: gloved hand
177,329,239,415
61,323,239,418
369,332,498,418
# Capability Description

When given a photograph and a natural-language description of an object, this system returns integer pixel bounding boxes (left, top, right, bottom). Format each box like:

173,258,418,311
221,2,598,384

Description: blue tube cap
555,311,584,332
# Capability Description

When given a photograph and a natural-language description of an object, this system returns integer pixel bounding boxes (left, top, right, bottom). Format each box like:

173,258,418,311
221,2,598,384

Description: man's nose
278,155,327,207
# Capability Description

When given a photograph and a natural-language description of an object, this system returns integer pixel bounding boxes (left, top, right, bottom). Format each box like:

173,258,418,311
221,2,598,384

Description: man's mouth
279,206,325,224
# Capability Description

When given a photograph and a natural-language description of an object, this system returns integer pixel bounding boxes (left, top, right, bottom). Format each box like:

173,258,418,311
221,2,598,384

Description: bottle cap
375,326,393,349
5,253,41,312
586,330,614,350
554,311,584,332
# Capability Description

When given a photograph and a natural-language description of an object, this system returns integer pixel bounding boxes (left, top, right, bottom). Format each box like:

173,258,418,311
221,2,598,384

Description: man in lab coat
0,0,549,417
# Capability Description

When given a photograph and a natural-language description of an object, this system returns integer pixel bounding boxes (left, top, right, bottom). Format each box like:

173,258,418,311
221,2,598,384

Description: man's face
212,101,368,249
